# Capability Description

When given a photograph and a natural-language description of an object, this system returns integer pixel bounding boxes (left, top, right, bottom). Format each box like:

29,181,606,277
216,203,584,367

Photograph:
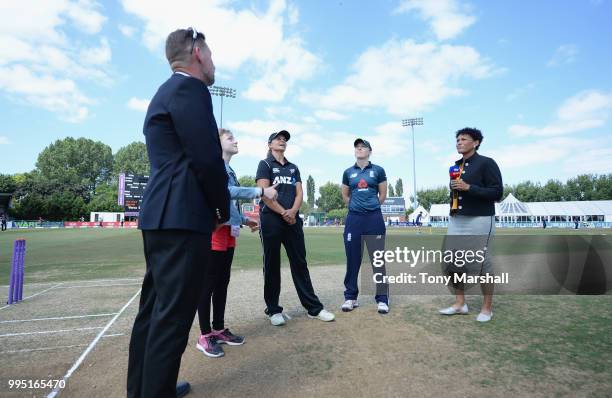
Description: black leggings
197,248,235,334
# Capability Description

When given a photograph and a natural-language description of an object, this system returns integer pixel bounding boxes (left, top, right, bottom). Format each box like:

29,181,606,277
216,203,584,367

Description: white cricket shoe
308,309,335,322
377,302,389,314
341,300,359,312
269,313,286,326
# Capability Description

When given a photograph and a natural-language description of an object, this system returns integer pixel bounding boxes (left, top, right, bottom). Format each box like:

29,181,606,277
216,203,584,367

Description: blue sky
1,0,611,201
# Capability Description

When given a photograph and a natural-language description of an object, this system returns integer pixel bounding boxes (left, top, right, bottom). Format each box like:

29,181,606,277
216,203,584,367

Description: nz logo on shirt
290,168,295,174
272,176,295,185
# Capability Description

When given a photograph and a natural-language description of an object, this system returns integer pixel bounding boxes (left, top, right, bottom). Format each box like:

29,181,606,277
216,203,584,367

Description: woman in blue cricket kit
341,138,390,314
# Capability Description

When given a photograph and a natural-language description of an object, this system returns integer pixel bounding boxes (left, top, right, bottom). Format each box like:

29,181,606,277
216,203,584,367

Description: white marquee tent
429,193,612,224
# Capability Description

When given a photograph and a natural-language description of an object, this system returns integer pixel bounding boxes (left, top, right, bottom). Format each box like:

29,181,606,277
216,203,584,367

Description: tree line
415,174,612,211
237,176,405,221
2,136,610,220
0,138,149,220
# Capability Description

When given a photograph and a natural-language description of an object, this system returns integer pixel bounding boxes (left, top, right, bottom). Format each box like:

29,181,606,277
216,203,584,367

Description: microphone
449,165,461,214
449,165,461,180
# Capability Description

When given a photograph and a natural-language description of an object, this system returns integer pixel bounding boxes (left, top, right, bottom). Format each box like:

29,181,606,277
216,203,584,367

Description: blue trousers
343,210,388,304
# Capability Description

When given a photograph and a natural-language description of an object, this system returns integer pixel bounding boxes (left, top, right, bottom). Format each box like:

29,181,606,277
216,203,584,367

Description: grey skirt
445,215,495,275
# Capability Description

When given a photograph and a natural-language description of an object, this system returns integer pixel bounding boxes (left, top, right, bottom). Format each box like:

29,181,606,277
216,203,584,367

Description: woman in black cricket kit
256,130,335,326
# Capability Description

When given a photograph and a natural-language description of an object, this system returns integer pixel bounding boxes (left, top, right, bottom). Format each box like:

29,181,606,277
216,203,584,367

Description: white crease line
0,283,63,311
0,281,64,288
0,334,125,354
102,333,125,338
0,313,118,324
0,327,104,338
1,344,88,354
84,277,141,283
48,288,142,398
57,283,141,289
23,283,64,300
0,278,140,289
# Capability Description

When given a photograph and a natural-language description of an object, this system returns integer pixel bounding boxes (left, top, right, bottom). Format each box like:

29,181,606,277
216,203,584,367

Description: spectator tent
429,193,612,224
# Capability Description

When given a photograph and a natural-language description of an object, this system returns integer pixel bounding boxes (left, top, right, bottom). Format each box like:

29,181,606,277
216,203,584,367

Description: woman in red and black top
196,129,278,358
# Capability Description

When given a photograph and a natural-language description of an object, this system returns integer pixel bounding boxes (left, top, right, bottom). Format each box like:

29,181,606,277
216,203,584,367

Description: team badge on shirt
272,176,295,185
357,178,368,189
370,171,375,178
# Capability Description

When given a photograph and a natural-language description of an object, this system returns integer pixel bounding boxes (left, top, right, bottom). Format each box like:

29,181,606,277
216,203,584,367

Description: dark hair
165,28,206,68
455,127,483,150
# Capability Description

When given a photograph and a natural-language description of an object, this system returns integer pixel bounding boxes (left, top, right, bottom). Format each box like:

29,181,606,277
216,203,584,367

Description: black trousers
127,230,211,398
259,213,323,316
1,222,5,231
197,248,234,334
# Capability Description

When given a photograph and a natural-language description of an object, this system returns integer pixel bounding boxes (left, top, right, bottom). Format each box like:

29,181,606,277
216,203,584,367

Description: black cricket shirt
256,153,302,214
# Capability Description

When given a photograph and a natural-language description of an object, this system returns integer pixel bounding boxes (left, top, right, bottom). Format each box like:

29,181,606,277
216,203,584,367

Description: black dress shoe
176,381,191,398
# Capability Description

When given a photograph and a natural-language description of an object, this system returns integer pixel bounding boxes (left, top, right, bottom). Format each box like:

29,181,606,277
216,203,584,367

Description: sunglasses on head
187,27,204,54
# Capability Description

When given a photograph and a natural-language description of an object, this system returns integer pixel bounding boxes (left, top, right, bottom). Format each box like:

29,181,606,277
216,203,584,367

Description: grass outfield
0,227,610,396
0,227,609,285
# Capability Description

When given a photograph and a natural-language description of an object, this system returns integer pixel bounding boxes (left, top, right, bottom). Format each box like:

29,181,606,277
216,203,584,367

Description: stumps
7,239,26,304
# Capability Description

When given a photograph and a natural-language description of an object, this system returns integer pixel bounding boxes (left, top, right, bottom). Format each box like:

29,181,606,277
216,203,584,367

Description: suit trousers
343,210,389,304
127,229,211,398
259,213,323,316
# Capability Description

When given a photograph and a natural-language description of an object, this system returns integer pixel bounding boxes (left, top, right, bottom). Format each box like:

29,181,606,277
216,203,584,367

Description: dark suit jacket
139,73,230,233
449,152,503,216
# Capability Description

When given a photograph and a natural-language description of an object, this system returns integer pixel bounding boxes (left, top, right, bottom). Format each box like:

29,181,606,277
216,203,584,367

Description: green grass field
0,227,610,397
1,227,610,285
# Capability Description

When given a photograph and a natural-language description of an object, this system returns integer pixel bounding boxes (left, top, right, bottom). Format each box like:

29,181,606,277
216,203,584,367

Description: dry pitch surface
1,264,611,398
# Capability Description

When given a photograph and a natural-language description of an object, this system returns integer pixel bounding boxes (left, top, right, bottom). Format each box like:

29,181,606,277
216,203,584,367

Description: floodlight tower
401,117,423,208
209,85,236,128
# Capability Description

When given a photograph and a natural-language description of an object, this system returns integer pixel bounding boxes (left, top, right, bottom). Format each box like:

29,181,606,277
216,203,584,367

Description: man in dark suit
127,27,230,398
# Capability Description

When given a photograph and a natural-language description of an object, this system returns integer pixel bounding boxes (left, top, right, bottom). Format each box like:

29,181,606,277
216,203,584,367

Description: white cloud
65,0,107,34
490,137,572,169
119,24,136,37
506,83,535,102
488,136,612,175
394,0,476,40
314,110,347,121
81,38,112,65
121,0,320,102
509,90,612,137
127,97,150,112
301,39,499,116
227,118,313,158
374,122,405,135
418,139,444,153
0,0,109,122
547,44,578,67
0,64,92,122
0,136,9,145
265,105,294,118
227,117,363,160
564,145,612,174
